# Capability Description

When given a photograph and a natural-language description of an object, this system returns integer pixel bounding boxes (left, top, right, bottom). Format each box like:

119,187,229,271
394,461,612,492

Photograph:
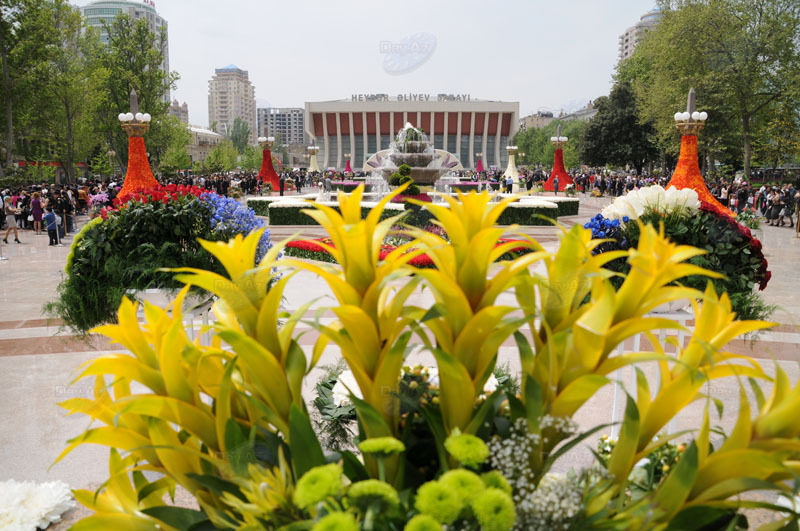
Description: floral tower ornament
257,136,281,192
502,146,519,183
117,89,157,198
307,145,320,173
667,88,735,217
543,123,573,192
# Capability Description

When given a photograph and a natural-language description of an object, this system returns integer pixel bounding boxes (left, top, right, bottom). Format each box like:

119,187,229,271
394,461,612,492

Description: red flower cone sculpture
543,149,573,192
476,158,484,173
344,158,353,174
258,148,280,191
667,135,735,218
119,136,158,199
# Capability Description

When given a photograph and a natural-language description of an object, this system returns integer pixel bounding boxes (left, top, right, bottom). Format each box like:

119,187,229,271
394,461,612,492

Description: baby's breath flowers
414,480,462,525
444,428,490,468
471,487,516,531
404,513,442,530
311,511,358,531
293,464,343,511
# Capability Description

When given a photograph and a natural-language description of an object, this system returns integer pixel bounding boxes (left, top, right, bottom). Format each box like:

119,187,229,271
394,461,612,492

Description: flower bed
46,185,273,333
268,201,405,225
496,202,559,226
533,196,580,216
284,236,534,268
246,196,295,216
330,181,363,192
588,185,771,320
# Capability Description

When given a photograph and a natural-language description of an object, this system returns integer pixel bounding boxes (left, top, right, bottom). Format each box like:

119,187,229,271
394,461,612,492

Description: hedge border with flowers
46,184,273,333
496,203,559,226
284,237,534,268
537,197,579,217
267,202,405,226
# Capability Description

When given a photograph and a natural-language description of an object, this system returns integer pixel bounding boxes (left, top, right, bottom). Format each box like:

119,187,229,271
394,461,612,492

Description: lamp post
308,145,320,173
117,88,157,197
344,152,352,174
257,136,280,193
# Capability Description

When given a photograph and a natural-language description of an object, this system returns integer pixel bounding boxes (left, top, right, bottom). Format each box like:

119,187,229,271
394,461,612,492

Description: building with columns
304,96,519,171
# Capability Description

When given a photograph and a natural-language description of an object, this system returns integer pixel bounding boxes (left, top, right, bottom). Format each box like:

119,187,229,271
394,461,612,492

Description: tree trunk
742,113,752,179
65,99,74,183
0,17,12,177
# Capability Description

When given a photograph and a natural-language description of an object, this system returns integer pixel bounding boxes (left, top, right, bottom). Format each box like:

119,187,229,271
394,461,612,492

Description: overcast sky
79,0,657,127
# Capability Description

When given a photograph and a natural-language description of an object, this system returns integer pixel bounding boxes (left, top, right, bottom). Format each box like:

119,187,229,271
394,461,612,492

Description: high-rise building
618,7,663,62
80,0,170,99
519,111,555,131
257,107,307,146
208,65,257,145
168,99,189,124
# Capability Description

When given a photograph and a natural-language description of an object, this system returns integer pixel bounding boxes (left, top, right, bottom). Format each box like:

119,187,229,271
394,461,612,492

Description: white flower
483,374,499,394
332,370,362,406
0,480,76,531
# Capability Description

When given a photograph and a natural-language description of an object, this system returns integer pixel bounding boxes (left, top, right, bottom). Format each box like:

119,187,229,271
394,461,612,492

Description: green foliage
204,139,239,173
45,196,222,333
406,183,421,196
620,0,800,177
388,173,404,186
496,205,558,226
88,150,114,178
147,115,191,173
397,164,412,176
240,145,262,172
230,117,250,154
513,120,587,170
268,204,399,226
581,82,658,175
246,198,271,216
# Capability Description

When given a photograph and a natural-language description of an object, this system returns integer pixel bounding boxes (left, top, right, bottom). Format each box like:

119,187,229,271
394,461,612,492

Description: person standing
3,196,21,243
31,192,43,235
279,174,285,196
553,175,560,196
43,207,59,246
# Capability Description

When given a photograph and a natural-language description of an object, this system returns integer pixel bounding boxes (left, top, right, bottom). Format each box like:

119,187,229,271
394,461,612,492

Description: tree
514,120,587,171
581,82,658,175
240,144,261,172
230,117,250,153
752,99,800,171
146,115,190,171
88,149,114,178
623,0,800,178
94,14,178,170
204,139,238,173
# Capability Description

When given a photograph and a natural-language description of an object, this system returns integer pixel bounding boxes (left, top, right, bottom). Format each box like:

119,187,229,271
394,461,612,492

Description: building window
380,135,390,151
486,136,496,167
434,134,443,150
460,135,470,160
354,135,365,168
367,135,377,158
447,135,457,154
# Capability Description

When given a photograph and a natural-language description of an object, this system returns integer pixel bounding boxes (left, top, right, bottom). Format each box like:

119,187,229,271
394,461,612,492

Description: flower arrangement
88,192,108,206
56,187,799,530
46,185,273,333
587,187,772,319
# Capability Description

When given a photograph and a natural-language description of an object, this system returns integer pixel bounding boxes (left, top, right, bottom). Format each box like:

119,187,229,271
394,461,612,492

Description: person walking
31,192,43,235
3,196,21,244
553,175,560,196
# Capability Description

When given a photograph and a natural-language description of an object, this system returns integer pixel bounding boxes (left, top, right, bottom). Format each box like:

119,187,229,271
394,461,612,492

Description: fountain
364,123,463,189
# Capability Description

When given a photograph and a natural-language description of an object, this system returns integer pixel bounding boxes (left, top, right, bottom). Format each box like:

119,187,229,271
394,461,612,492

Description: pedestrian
31,192,43,235
3,196,21,244
553,175,560,196
43,206,59,246
279,174,285,196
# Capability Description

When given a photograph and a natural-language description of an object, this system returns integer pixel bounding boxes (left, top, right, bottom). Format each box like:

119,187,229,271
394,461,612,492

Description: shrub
406,183,421,196
398,164,412,176
389,173,404,186
268,202,403,226
46,186,272,333
496,203,558,226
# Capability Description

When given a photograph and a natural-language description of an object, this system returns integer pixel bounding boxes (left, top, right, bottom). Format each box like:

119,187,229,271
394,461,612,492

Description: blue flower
611,219,620,228
594,214,603,221
622,216,630,223
598,231,606,238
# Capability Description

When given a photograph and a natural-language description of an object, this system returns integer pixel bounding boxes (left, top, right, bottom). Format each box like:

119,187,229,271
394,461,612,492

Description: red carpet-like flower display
543,149,573,192
118,136,159,199
258,148,281,191
667,135,735,217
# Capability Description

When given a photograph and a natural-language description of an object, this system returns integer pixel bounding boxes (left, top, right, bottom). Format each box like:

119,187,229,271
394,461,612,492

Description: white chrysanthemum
600,203,622,220
332,370,362,406
482,374,500,394
0,480,76,531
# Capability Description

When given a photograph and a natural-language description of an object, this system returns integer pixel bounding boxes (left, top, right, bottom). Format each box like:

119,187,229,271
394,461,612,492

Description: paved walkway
0,194,797,527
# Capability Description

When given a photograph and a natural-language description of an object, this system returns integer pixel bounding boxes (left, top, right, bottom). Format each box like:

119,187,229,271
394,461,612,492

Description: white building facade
618,7,663,61
208,65,257,145
304,96,519,171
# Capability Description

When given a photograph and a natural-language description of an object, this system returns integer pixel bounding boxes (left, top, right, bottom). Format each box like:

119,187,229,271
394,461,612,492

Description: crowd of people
710,180,798,227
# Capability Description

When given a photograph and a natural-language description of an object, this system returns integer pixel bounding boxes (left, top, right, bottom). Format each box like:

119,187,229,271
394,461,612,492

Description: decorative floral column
543,124,573,192
257,136,280,192
344,152,353,174
117,89,157,198
476,152,484,173
666,88,735,217
307,146,320,173
502,145,519,182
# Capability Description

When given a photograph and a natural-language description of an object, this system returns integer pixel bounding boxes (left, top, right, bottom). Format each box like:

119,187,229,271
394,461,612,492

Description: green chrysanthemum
347,479,399,511
471,487,516,531
293,463,343,510
444,429,490,467
358,436,406,456
481,470,512,495
439,469,485,504
312,511,359,531
414,481,462,524
404,513,442,530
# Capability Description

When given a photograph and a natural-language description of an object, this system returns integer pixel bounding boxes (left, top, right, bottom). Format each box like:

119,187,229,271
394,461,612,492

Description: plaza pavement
0,192,798,527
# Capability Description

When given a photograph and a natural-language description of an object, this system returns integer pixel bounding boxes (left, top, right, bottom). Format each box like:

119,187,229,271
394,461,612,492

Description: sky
79,0,657,128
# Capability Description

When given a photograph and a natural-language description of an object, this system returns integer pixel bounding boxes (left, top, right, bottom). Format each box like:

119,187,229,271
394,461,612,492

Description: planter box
520,196,579,216
267,201,404,226
496,202,559,226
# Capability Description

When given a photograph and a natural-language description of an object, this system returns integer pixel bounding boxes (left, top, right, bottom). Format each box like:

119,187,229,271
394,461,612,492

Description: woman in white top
3,196,21,244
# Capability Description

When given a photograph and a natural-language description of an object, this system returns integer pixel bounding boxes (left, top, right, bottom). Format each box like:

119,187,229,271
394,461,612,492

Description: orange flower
119,136,158,198
667,135,735,218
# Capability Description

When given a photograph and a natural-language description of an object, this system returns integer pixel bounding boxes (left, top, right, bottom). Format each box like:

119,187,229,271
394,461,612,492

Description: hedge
496,203,559,226
267,202,405,225
540,197,580,216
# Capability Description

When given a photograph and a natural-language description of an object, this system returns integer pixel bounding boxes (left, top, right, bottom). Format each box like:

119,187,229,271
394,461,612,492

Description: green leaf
340,450,370,482
141,506,208,530
184,474,245,501
224,418,253,476
653,441,699,519
288,404,326,478
524,375,543,433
